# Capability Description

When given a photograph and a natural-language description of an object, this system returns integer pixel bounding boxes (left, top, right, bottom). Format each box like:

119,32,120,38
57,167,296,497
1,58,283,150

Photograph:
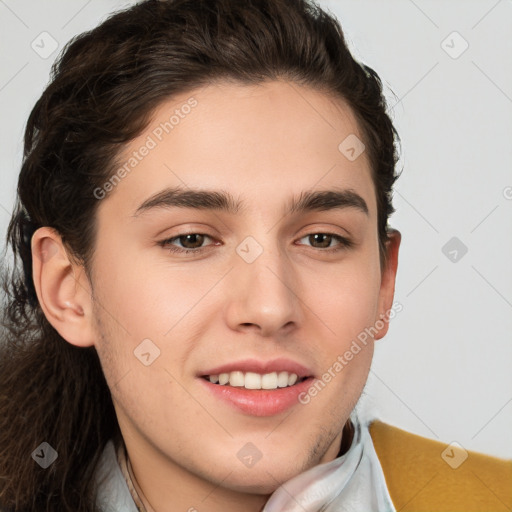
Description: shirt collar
262,411,396,511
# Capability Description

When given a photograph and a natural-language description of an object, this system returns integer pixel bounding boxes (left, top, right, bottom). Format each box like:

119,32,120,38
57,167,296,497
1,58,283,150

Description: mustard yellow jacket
370,421,512,511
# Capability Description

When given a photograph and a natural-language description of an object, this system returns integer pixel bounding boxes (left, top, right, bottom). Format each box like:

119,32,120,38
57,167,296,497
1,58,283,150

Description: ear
31,227,95,348
373,229,401,341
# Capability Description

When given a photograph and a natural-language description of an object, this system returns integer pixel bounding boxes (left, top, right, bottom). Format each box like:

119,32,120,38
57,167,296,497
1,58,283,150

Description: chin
207,457,308,495
220,471,293,495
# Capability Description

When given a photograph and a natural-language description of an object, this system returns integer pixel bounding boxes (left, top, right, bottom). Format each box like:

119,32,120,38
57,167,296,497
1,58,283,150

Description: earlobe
31,227,95,348
374,229,401,341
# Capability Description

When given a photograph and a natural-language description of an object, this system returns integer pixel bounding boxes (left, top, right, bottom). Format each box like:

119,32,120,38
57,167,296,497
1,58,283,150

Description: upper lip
199,358,314,379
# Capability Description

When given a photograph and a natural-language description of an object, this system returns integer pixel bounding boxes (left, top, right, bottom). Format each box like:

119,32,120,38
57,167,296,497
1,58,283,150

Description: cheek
304,263,381,341
90,276,201,439
298,258,380,393
92,244,189,334
91,246,220,372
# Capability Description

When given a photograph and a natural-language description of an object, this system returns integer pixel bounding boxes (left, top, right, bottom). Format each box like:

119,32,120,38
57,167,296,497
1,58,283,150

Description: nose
224,242,302,337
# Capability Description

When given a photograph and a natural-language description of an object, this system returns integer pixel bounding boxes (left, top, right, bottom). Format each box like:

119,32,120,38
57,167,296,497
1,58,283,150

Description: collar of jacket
370,420,512,511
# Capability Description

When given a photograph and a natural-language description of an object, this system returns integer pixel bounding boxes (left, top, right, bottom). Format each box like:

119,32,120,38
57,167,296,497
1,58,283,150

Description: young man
0,1,510,511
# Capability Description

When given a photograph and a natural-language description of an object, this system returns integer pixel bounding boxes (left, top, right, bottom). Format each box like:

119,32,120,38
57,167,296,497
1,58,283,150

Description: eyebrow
133,188,242,217
132,187,369,217
288,188,368,216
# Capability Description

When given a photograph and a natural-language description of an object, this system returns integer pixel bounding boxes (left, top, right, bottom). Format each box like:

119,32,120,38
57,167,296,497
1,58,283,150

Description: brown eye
177,234,206,249
159,233,215,254
308,233,333,248
297,233,353,252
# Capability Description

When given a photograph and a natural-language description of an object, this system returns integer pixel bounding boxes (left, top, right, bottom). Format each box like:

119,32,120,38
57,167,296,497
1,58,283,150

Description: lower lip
198,377,315,417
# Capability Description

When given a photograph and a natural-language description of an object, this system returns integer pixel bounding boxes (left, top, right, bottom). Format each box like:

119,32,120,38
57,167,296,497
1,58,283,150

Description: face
75,80,399,507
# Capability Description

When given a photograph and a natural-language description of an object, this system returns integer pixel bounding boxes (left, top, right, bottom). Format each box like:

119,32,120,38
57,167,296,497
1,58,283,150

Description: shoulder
369,420,512,512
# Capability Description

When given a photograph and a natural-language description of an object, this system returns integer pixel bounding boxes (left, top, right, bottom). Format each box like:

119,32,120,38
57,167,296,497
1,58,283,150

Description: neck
119,420,353,512
128,457,270,512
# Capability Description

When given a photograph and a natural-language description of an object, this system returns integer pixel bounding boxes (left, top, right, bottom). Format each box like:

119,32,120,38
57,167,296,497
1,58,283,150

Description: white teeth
261,372,278,389
207,371,302,390
277,371,289,388
229,371,245,387
244,372,261,389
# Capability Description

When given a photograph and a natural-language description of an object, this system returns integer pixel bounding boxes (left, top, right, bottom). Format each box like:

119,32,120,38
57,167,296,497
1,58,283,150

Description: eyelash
158,232,353,255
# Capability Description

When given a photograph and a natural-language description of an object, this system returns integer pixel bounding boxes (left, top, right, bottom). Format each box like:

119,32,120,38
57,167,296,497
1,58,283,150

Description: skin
32,80,400,512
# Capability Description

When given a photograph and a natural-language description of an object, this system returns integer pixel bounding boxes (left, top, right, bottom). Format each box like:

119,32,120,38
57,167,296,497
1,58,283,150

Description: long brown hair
0,0,401,510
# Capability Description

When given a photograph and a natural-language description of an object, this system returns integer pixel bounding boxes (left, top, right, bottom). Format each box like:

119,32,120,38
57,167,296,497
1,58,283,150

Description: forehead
101,79,376,220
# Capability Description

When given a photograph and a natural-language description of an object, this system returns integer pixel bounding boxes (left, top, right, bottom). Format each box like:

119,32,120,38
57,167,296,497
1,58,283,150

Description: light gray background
0,1,511,458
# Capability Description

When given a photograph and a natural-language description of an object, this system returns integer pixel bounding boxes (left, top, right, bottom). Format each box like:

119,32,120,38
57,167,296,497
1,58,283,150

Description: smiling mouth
201,371,309,390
